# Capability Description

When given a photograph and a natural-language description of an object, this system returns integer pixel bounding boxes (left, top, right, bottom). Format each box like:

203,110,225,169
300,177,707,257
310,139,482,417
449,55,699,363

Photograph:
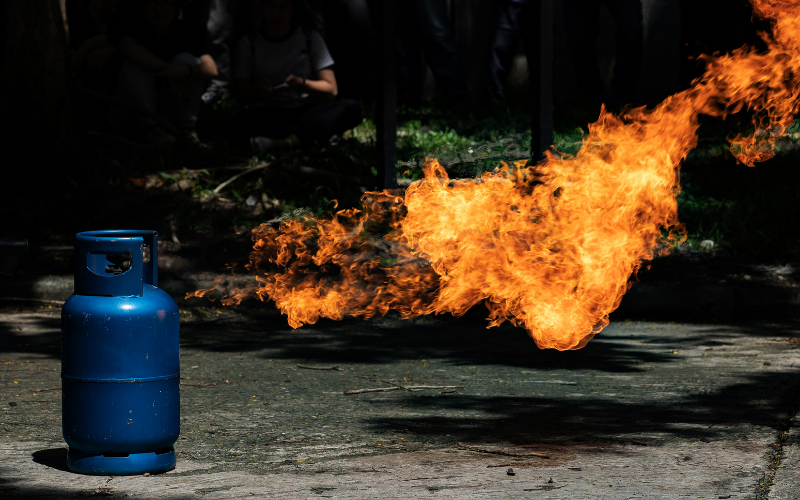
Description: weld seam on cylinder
61,373,179,383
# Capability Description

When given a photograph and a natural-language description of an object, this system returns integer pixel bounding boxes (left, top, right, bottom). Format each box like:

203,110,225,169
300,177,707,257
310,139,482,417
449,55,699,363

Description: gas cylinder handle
74,230,160,297
140,232,158,287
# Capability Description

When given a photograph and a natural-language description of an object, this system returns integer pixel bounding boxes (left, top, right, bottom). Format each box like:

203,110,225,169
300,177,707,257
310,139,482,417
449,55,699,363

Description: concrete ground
1,304,799,499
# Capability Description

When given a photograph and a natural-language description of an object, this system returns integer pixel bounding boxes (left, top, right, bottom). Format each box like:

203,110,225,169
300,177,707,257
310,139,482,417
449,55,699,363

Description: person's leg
344,0,376,97
519,1,536,84
205,0,241,95
109,60,159,136
294,99,363,145
564,0,604,111
321,0,376,100
169,53,208,133
412,0,470,104
240,105,305,153
395,1,423,106
487,0,523,104
603,0,643,108
237,107,290,137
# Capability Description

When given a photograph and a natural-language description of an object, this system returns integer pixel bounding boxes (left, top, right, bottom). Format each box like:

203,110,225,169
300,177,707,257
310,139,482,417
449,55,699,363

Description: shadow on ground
0,449,193,499
0,474,196,500
0,313,61,360
359,370,800,446
31,449,70,473
177,307,800,370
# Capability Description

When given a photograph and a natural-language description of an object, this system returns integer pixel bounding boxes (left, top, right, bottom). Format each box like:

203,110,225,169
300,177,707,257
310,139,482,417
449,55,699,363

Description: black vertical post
376,0,398,189
530,0,554,160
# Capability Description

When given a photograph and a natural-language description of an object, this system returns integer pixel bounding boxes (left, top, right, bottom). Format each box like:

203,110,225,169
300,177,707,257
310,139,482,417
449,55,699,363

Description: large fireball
190,0,800,350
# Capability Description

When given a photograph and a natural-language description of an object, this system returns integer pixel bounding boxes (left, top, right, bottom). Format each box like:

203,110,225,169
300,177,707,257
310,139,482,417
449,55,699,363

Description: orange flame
189,0,800,350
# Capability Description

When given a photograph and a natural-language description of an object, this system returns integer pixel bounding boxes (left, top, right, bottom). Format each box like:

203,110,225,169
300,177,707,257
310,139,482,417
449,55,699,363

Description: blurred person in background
318,0,376,100
485,0,533,105
66,0,122,124
233,0,361,154
564,0,643,113
183,0,264,103
109,0,218,146
188,0,374,103
395,0,470,107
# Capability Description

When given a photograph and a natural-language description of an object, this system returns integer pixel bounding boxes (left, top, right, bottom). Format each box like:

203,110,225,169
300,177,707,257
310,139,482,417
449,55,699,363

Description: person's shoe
250,136,274,155
201,90,217,105
145,128,176,148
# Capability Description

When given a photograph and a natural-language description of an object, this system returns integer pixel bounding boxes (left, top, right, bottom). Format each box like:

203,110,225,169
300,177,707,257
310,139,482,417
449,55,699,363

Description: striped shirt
233,26,334,107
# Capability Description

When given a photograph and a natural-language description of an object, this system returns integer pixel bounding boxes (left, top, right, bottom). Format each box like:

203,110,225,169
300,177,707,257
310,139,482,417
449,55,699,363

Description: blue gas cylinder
61,230,180,475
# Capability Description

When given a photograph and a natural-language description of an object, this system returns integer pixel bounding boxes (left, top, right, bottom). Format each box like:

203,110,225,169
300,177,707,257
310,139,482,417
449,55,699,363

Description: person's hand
156,64,189,82
255,78,273,95
285,73,305,89
255,78,289,95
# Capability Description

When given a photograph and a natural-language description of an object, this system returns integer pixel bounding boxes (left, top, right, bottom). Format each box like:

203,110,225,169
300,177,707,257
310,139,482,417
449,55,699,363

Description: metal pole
530,0,554,160
376,0,398,189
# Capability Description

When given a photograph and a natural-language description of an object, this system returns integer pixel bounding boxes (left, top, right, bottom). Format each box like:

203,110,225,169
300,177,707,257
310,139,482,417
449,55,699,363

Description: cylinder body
61,230,179,475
